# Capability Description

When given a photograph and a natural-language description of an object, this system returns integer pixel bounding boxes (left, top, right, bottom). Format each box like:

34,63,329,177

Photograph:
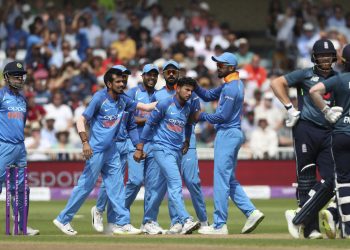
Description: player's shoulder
157,95,173,107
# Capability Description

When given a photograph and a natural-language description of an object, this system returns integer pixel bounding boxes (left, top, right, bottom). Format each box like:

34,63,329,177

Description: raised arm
136,102,157,112
195,84,224,102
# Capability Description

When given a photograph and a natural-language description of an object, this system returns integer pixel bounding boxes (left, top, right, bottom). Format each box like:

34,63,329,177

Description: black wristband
284,104,293,110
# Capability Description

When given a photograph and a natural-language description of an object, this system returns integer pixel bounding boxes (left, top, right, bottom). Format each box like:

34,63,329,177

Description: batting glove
323,106,343,123
285,107,300,127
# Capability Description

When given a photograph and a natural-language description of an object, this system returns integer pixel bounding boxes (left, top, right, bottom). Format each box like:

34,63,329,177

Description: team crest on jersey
310,76,319,82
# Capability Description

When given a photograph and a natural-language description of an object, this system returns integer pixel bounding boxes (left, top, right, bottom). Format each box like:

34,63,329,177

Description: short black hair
104,68,123,85
177,77,196,88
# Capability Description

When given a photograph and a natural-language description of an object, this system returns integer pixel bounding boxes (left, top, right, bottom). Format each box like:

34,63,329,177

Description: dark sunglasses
163,69,179,77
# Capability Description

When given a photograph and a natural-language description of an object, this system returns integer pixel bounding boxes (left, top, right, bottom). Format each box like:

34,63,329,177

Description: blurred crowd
0,0,348,160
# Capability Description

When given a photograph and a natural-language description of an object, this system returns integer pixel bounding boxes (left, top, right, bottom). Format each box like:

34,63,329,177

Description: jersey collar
224,72,240,83
173,95,187,109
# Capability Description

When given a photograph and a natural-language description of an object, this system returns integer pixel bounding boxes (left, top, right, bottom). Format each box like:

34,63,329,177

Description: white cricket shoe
91,206,104,233
142,221,163,235
200,221,209,229
26,226,40,235
13,226,40,235
166,223,182,234
285,210,300,239
198,224,228,235
112,224,142,235
321,209,336,239
181,219,200,235
241,210,265,234
306,230,323,239
53,219,77,235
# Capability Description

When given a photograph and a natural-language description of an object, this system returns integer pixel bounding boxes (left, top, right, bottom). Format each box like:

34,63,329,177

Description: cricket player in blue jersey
123,64,166,234
310,44,350,238
193,52,264,235
272,39,339,239
134,77,201,234
53,66,153,235
149,60,208,234
91,65,134,233
0,61,39,235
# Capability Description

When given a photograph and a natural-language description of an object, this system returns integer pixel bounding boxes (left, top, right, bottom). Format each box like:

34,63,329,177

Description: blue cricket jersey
323,72,350,136
196,72,243,130
83,88,138,152
285,67,337,128
141,96,197,151
0,86,27,143
127,84,155,141
115,111,139,146
151,86,199,148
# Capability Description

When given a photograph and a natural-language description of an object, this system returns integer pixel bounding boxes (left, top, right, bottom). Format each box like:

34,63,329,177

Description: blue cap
142,64,159,74
163,60,180,70
211,52,237,67
112,65,131,75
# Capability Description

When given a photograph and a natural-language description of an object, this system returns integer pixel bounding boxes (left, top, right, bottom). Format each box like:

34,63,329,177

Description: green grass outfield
0,199,349,249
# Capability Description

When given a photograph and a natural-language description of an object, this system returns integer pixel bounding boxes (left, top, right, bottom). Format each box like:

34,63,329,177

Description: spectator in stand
171,31,189,56
127,13,150,49
21,4,35,33
102,46,123,73
90,55,104,77
44,91,73,131
72,13,89,61
102,17,119,49
26,92,46,125
7,16,28,49
49,40,81,68
296,22,320,68
194,55,209,77
33,69,51,105
202,16,221,37
61,19,77,49
327,4,345,28
168,6,186,43
1,44,17,70
225,32,238,53
147,36,163,61
159,15,173,50
191,1,209,30
250,115,278,159
70,62,97,99
67,85,83,111
241,109,256,146
141,4,163,37
111,30,136,61
52,129,74,161
244,54,268,88
275,6,296,49
25,122,51,161
211,22,230,50
183,47,198,70
83,11,102,48
0,9,8,50
41,113,57,147
44,1,61,33
235,38,254,68
254,92,284,131
339,12,350,43
185,26,206,56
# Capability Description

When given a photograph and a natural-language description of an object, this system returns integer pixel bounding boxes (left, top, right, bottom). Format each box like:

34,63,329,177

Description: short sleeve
82,93,101,121
284,69,306,87
323,75,340,93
